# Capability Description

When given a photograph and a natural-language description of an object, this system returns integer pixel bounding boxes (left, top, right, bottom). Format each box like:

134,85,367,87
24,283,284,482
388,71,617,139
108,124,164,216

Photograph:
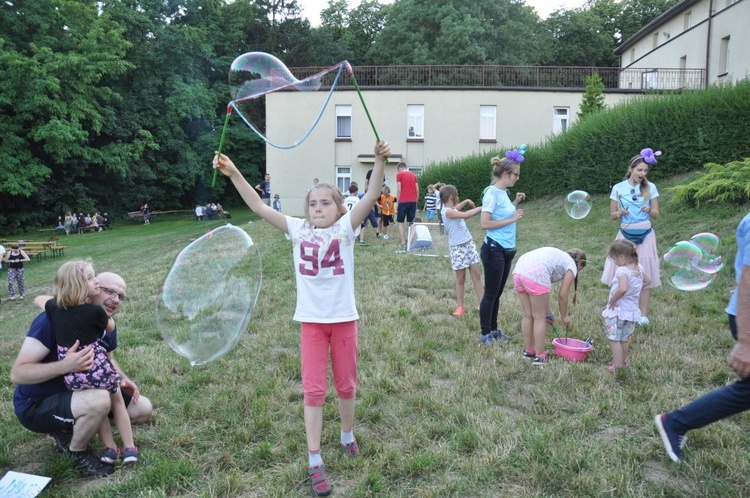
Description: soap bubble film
565,190,591,220
157,224,262,366
662,234,724,291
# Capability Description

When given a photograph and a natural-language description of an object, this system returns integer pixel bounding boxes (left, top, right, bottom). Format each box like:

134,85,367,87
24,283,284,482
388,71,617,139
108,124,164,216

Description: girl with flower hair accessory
479,148,526,344
601,149,662,326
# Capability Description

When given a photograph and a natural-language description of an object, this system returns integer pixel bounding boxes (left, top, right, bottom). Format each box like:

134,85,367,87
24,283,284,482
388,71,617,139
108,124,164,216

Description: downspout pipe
705,0,713,88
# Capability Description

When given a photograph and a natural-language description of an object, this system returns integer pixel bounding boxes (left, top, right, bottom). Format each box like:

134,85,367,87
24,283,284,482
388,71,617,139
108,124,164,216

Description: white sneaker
639,316,650,326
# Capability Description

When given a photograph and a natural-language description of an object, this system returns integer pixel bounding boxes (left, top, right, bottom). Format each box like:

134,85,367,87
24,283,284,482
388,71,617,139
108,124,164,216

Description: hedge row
419,79,750,206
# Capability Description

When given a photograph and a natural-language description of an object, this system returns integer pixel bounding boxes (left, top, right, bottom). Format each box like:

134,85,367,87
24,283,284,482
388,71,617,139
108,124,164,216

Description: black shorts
16,391,74,434
382,215,394,226
397,202,417,223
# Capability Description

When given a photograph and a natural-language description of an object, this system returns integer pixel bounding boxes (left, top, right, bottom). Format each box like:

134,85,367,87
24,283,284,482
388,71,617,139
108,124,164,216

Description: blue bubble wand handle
212,105,233,187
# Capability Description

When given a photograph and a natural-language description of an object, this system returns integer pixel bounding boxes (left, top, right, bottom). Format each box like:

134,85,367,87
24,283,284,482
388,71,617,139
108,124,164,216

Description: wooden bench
128,211,145,223
50,245,68,257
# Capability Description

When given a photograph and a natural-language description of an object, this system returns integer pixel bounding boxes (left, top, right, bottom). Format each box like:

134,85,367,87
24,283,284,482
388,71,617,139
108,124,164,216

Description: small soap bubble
565,190,591,220
157,224,262,366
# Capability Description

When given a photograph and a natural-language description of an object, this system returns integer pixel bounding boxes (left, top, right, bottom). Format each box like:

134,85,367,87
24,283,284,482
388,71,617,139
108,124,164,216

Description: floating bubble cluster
662,233,724,291
565,190,591,220
157,225,262,366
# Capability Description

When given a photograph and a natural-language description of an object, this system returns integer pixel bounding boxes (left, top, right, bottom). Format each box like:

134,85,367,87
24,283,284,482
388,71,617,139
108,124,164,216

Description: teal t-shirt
482,186,516,248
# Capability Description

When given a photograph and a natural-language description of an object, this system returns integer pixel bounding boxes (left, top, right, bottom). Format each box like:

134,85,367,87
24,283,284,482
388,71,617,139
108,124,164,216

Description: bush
669,157,750,206
420,80,750,202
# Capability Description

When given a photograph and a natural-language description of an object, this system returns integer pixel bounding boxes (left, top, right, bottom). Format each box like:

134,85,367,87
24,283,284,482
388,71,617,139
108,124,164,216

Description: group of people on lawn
57,211,111,235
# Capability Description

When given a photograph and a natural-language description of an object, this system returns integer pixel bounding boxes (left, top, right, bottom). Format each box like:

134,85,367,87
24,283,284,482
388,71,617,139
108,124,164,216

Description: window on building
680,56,687,87
652,32,659,48
720,36,731,75
643,70,658,89
479,105,497,141
683,11,692,30
407,105,424,139
408,167,423,176
336,166,351,193
336,105,352,139
552,107,569,134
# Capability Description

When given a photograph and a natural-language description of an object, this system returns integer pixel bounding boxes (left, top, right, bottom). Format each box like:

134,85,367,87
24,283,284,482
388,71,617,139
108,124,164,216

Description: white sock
340,430,355,445
308,450,323,468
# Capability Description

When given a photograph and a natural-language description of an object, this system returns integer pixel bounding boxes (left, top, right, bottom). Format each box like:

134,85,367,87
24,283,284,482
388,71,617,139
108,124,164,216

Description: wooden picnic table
2,239,65,261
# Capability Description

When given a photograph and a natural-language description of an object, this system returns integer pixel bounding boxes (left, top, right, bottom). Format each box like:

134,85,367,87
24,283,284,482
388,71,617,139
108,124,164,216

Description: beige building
616,0,749,89
265,0,748,217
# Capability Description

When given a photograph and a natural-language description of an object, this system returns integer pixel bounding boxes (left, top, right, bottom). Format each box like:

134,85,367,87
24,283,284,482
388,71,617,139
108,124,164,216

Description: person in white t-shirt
440,185,483,317
512,247,587,365
214,140,390,498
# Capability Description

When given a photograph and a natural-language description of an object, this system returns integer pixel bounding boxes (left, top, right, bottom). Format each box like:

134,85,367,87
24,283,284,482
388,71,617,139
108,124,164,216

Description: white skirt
600,221,661,289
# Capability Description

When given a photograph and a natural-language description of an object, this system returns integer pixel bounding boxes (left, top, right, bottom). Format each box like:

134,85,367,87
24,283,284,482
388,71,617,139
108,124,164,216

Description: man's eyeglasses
100,287,127,301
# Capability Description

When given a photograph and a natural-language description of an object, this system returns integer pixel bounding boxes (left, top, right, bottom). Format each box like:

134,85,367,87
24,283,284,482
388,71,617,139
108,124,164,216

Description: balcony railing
290,65,706,91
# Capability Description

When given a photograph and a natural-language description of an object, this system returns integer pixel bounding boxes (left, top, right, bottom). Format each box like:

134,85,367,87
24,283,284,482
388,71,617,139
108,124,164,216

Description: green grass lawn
1,177,749,497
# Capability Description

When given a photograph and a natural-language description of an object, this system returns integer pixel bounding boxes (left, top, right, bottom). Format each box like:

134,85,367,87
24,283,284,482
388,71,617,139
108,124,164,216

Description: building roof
614,0,701,55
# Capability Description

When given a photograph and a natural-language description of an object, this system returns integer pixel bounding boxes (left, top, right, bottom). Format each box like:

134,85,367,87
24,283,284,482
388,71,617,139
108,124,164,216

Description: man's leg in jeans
668,376,750,434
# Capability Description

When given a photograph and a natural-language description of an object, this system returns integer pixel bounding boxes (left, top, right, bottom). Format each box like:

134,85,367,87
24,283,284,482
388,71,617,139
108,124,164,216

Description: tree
577,73,606,120
370,0,543,65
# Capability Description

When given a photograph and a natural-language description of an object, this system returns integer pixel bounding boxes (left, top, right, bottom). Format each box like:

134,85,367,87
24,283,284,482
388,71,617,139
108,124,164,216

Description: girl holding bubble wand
43,260,138,464
601,148,662,325
511,247,587,364
439,185,484,317
602,240,652,372
214,140,390,497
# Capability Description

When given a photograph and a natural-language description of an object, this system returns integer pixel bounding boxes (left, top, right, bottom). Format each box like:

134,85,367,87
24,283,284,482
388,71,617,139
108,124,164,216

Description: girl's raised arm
350,141,389,229
213,153,288,233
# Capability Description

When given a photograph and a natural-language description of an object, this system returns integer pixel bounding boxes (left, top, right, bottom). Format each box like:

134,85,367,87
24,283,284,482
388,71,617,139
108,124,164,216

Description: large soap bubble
227,52,344,149
157,224,262,366
662,234,724,291
565,190,591,220
689,232,725,274
229,52,321,102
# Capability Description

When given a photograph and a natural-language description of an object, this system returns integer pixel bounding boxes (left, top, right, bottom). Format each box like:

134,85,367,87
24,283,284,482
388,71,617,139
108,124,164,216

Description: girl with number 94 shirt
213,140,390,497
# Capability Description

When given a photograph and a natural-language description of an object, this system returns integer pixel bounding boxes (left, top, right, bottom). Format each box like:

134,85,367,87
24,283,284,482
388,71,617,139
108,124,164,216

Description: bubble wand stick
346,63,387,163
212,106,233,187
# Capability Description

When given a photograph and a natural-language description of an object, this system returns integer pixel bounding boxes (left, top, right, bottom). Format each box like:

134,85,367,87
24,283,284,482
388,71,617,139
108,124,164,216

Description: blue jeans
668,315,750,433
479,239,515,335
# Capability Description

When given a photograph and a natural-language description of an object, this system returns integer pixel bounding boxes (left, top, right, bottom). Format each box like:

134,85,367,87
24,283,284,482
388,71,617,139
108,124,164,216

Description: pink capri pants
300,321,358,406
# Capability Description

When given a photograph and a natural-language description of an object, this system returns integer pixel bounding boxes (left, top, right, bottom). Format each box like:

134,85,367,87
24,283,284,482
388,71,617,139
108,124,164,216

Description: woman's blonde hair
565,248,587,305
625,155,651,200
53,260,94,308
490,156,517,179
303,183,346,224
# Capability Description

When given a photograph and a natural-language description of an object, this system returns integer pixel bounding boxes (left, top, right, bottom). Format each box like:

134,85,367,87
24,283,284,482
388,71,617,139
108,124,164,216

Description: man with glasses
10,272,152,478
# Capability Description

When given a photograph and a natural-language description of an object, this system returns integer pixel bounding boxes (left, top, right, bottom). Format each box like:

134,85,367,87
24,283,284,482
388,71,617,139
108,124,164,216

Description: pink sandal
308,464,332,496
341,439,360,458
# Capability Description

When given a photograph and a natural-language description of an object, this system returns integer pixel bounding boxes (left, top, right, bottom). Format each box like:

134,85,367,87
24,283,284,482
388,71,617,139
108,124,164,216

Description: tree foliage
577,73,606,119
0,0,689,232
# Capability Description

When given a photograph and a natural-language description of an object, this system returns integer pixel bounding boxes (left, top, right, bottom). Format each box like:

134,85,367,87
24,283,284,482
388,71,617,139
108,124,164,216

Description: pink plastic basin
552,337,593,362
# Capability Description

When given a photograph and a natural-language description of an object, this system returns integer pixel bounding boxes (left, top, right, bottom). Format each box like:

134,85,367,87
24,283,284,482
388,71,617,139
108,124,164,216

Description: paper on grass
0,471,52,497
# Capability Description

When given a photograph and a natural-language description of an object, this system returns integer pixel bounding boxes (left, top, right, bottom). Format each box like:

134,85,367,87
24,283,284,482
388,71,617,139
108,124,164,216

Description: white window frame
552,107,569,134
407,105,424,139
479,105,497,141
336,166,351,194
335,105,352,139
720,36,731,75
